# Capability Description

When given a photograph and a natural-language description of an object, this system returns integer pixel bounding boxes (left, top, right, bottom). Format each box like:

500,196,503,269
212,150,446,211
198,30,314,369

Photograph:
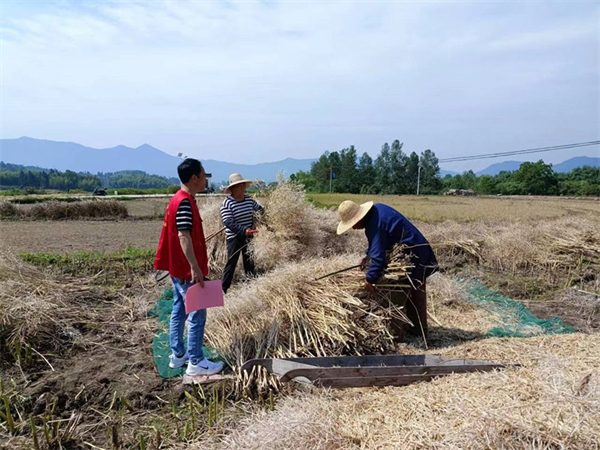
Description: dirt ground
0,219,163,253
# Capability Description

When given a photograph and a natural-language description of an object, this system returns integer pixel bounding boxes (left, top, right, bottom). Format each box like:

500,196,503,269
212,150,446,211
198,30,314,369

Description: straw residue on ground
191,333,600,450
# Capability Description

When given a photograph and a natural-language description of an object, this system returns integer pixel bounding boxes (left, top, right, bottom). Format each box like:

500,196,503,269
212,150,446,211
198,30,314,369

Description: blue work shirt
364,203,438,284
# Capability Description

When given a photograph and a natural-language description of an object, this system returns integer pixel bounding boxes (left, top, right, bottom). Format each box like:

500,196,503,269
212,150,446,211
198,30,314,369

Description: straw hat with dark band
336,200,374,235
224,173,252,194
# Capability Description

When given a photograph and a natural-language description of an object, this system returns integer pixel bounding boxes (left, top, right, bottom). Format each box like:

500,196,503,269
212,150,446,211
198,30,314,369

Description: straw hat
224,173,252,193
336,200,374,235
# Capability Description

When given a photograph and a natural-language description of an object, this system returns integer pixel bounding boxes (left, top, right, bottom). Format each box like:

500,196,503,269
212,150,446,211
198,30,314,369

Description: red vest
154,190,209,280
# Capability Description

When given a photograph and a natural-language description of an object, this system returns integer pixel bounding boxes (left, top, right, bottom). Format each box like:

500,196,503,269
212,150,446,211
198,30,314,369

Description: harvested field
0,219,162,253
125,198,170,218
1,186,599,450
309,193,600,223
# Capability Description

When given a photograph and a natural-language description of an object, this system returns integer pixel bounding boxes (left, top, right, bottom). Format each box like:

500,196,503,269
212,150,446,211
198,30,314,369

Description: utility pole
416,160,422,195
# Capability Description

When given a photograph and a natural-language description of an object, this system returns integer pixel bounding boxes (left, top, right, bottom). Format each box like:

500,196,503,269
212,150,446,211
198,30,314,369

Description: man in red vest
155,158,223,376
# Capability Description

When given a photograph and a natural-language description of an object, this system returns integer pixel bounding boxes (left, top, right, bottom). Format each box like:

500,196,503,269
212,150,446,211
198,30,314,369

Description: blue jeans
169,277,206,365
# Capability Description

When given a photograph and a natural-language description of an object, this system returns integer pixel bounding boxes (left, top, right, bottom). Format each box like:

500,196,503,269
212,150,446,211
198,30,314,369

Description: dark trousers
389,281,428,338
222,236,255,293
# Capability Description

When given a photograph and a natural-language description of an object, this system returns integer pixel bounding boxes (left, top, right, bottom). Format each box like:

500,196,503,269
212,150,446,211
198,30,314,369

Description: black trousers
389,281,428,338
222,236,255,293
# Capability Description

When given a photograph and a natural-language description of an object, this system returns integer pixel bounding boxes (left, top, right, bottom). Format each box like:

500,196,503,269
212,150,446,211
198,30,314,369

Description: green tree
357,152,376,193
419,149,442,194
388,140,408,194
513,160,558,195
309,153,332,192
337,146,359,193
289,170,316,191
476,175,496,194
328,151,342,192
404,152,420,194
374,143,392,194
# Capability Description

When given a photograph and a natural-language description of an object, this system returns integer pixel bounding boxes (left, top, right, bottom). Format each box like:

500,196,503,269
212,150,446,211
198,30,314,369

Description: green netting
464,279,576,337
149,288,220,379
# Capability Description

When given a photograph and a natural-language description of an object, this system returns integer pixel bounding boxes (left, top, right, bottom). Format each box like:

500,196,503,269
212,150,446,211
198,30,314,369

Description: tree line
97,171,179,189
443,161,600,196
290,144,599,196
290,140,443,195
0,163,179,192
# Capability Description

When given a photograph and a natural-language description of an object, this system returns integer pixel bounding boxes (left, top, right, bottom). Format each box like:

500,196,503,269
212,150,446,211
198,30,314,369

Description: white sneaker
168,352,189,369
186,358,224,376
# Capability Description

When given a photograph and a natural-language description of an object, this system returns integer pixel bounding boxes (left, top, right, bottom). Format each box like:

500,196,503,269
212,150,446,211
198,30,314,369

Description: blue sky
1,0,599,171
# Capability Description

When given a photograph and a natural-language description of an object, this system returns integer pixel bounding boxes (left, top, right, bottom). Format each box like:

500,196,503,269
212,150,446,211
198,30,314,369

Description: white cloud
1,0,598,167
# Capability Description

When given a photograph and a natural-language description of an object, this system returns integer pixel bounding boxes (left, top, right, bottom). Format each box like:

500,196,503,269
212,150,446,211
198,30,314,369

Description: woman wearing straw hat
337,200,438,338
220,173,264,293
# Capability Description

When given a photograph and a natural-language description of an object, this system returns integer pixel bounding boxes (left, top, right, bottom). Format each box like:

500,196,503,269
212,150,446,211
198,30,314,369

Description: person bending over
336,200,438,338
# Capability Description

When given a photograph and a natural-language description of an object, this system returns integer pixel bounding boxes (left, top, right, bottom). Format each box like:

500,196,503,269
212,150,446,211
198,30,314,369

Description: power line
438,141,600,163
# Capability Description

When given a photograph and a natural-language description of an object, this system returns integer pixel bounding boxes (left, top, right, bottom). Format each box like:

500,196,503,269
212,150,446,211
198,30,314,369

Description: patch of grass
8,197,82,204
0,189,21,196
109,187,178,195
306,196,334,209
20,247,156,278
0,188,48,197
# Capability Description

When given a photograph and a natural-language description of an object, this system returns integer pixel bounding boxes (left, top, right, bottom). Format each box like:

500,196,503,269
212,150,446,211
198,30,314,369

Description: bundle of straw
249,181,365,272
0,252,90,364
379,244,415,286
201,181,365,279
205,257,399,367
546,231,600,267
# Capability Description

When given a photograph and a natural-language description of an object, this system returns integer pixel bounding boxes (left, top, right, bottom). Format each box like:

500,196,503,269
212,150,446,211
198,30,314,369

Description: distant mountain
476,160,523,176
553,156,599,173
199,157,316,184
0,137,315,183
3,137,597,182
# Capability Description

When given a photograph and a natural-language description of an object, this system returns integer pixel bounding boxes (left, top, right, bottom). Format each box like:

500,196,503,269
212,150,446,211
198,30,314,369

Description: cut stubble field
0,219,163,253
1,194,598,255
1,188,599,450
309,193,600,222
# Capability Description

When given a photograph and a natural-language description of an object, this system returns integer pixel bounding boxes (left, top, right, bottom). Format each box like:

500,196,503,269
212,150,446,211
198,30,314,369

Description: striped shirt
176,199,193,231
220,195,263,240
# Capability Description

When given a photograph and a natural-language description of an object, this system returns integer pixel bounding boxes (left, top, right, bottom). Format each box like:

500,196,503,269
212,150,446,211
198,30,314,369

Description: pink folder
185,280,224,314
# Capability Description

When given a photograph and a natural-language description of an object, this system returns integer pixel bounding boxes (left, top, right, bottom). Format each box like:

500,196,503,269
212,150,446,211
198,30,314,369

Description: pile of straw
199,200,230,277
0,200,128,220
191,260,600,450
421,215,600,286
546,231,600,268
192,333,600,450
0,252,85,364
250,181,364,271
205,257,398,367
0,252,151,367
199,182,365,278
